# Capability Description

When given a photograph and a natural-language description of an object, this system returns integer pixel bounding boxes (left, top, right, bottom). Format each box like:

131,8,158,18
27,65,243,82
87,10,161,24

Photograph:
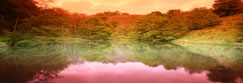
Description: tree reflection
74,41,243,83
132,43,219,74
0,45,71,83
207,66,237,83
0,41,243,83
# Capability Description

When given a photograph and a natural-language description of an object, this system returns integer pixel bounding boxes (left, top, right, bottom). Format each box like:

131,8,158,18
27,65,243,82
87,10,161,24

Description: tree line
0,0,242,46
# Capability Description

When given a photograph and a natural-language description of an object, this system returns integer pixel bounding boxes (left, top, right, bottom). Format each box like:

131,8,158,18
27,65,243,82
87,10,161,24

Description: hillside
173,14,243,45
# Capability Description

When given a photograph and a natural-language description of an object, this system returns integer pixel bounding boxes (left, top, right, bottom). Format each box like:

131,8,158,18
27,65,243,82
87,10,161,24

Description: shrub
15,40,39,47
0,42,6,47
4,34,38,47
5,34,25,46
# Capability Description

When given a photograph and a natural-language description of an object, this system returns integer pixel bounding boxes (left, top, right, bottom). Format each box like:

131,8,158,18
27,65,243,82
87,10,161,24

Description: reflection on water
48,62,211,83
0,40,243,83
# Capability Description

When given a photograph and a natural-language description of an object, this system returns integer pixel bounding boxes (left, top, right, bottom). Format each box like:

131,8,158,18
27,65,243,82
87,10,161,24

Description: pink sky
54,0,214,14
43,62,213,83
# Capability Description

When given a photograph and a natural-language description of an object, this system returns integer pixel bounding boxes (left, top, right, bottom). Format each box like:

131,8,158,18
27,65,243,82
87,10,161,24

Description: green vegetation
0,42,6,47
77,17,113,40
131,8,221,41
131,12,174,41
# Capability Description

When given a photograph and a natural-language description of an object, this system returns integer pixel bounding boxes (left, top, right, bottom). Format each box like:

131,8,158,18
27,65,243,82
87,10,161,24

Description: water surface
0,40,243,83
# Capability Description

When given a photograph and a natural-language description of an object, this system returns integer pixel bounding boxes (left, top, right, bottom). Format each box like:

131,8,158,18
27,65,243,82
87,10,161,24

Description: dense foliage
19,8,71,37
132,8,221,41
78,17,113,40
132,12,170,41
184,8,221,30
213,0,243,17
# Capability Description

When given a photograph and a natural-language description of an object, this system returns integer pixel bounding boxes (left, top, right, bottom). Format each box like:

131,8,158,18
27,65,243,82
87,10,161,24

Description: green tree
167,9,188,38
78,17,112,40
132,11,171,41
213,0,243,17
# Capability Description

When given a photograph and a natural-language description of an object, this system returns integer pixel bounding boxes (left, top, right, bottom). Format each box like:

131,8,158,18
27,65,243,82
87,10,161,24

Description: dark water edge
0,40,243,83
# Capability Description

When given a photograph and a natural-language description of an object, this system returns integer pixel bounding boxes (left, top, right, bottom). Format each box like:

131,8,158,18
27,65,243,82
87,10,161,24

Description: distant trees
95,11,121,17
167,9,183,18
213,0,243,17
37,0,54,9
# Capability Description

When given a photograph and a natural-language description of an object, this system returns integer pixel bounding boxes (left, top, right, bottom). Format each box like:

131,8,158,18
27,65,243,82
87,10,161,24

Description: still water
0,40,243,83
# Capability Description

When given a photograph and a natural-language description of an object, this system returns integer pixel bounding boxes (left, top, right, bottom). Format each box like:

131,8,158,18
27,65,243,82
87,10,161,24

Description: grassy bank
173,14,243,46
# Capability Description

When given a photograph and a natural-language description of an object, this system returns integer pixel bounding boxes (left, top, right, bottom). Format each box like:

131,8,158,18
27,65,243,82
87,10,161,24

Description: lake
0,40,243,83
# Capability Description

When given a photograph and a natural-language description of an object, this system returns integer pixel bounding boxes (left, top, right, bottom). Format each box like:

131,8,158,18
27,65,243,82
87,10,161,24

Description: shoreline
172,41,243,47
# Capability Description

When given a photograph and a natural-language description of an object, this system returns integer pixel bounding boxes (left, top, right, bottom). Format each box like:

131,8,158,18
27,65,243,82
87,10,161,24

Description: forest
0,0,242,47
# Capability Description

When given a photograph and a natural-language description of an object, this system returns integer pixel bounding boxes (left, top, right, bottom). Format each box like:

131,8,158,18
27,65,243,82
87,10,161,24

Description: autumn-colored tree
184,8,221,30
213,0,243,17
167,9,188,38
